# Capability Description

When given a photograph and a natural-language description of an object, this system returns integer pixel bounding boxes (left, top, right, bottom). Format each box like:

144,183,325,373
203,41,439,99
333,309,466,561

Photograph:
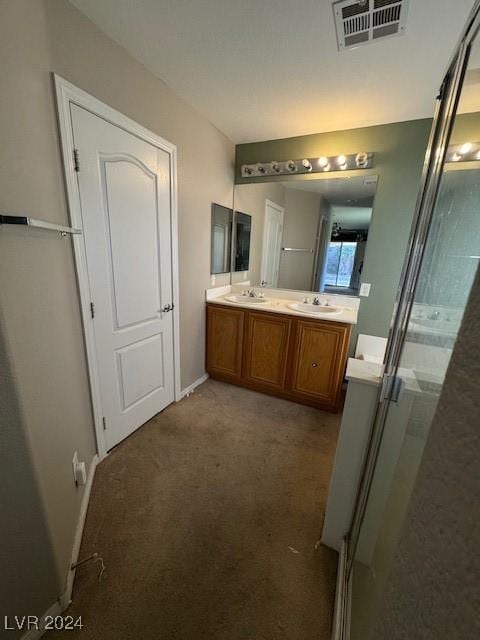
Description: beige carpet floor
50,380,340,640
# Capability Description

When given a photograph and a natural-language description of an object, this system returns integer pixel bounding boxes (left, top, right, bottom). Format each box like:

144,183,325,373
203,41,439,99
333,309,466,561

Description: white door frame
261,199,284,287
54,75,181,459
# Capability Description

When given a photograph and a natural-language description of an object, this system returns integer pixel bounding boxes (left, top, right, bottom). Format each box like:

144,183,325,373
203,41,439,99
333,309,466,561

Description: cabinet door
243,312,292,391
206,305,244,380
289,320,350,408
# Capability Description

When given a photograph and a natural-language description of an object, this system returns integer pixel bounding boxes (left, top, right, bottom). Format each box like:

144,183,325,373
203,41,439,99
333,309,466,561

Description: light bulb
323,163,331,171
339,163,347,170
451,152,461,162
476,150,480,160
460,142,472,155
271,161,281,173
286,160,297,172
337,155,347,166
318,156,329,168
301,159,312,171
355,152,368,168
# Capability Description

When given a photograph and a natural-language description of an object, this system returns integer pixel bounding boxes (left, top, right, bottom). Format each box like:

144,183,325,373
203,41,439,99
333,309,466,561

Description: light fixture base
241,152,374,178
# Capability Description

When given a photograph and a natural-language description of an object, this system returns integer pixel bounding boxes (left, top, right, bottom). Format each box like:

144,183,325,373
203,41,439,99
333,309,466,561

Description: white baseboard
21,454,99,640
61,454,99,608
179,373,209,399
20,600,64,640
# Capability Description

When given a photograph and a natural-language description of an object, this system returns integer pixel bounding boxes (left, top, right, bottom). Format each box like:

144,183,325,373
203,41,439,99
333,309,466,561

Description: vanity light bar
446,141,480,163
241,152,374,178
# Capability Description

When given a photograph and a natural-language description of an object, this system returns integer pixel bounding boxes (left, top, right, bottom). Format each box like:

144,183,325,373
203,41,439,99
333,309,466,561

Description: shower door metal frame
332,1,480,638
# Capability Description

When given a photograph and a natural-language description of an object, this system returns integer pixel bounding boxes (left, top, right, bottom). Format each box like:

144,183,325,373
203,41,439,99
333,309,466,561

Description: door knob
311,362,318,368
162,304,171,313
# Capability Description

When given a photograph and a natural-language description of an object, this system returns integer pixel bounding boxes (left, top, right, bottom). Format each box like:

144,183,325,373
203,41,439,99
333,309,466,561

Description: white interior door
261,200,284,287
71,104,175,450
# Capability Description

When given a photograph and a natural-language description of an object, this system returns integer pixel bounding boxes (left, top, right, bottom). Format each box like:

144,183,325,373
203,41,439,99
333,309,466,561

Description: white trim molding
180,373,209,399
20,600,64,640
331,538,352,640
61,454,99,609
21,455,98,640
54,74,181,459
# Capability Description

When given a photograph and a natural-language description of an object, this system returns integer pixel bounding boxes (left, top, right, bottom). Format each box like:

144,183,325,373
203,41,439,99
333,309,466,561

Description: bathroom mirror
211,203,233,274
232,175,377,295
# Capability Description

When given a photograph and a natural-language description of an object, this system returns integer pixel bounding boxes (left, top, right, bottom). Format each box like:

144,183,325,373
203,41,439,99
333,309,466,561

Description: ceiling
71,0,476,143
281,175,377,206
331,206,372,229
457,33,480,114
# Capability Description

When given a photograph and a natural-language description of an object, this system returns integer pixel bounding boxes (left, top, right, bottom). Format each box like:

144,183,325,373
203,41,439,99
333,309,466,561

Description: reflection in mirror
210,203,232,275
232,175,377,295
233,212,251,272
415,167,480,321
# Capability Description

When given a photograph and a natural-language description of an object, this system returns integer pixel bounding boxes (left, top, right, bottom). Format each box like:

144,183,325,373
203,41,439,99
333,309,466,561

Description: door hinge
379,372,405,404
379,372,394,403
390,375,405,403
73,148,80,172
90,302,95,319
102,416,106,430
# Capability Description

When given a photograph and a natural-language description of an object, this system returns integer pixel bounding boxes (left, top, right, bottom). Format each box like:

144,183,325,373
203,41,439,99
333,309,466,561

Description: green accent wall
235,119,432,342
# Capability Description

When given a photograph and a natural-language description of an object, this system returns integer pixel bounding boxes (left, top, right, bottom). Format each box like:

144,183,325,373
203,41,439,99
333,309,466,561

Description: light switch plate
360,282,371,297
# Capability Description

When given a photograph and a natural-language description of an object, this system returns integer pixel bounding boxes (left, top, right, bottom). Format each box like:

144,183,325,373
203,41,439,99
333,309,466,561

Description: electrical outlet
72,451,87,486
360,282,371,297
72,451,78,483
75,462,87,485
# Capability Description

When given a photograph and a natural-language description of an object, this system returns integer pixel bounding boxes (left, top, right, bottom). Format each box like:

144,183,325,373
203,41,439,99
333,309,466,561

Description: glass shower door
348,18,480,640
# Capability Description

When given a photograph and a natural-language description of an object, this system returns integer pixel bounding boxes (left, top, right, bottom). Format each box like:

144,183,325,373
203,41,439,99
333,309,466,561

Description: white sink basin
225,295,269,304
288,302,342,315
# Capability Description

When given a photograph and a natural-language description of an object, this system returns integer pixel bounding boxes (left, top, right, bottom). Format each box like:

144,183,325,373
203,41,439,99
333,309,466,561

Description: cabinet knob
311,362,318,368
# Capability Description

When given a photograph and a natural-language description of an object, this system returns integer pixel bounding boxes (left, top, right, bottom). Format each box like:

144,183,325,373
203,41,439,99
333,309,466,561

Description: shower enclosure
335,2,480,638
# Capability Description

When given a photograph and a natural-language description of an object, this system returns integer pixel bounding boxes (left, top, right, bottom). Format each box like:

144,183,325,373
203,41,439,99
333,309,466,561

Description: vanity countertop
207,294,358,325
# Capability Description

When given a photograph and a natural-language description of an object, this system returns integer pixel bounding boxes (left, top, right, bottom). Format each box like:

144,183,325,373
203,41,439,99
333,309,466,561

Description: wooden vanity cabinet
206,304,351,412
243,311,292,393
206,304,244,381
287,319,350,410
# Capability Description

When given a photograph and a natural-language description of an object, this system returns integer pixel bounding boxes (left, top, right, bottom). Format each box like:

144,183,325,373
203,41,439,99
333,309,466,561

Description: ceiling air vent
333,0,409,50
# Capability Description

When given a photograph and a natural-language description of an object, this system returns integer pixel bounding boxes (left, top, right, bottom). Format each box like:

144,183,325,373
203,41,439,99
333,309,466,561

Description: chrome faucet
248,289,257,298
312,296,320,306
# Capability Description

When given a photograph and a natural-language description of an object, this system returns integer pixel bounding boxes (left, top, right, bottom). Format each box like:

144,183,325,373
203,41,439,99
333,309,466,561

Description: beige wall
278,188,321,291
0,0,234,623
0,319,60,626
44,0,235,388
233,182,285,285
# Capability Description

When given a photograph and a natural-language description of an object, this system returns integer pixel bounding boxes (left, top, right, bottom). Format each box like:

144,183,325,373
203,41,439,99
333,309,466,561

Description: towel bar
0,213,82,236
